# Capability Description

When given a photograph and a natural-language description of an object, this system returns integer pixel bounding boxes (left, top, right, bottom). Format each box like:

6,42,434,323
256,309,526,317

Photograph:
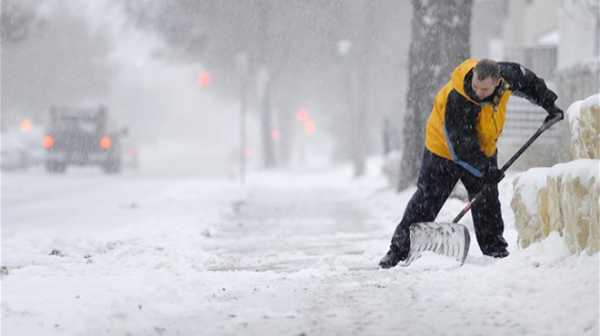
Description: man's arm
444,90,490,177
498,62,558,109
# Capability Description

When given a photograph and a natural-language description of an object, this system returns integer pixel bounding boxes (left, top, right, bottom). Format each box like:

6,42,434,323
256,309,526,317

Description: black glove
544,105,564,123
483,165,504,184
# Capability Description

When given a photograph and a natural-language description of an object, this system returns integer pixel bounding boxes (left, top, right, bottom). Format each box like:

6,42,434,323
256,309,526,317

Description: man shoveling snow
380,58,564,269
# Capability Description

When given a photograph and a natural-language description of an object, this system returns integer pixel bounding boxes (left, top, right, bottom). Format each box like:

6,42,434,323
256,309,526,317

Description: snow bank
567,93,600,159
2,160,598,335
512,94,600,254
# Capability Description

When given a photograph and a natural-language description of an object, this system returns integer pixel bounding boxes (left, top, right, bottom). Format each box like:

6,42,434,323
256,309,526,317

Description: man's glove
544,105,564,123
483,165,505,184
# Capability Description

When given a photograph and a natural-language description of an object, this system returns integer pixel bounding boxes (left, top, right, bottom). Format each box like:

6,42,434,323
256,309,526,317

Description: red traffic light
296,109,309,122
198,71,211,87
271,129,281,141
303,120,316,135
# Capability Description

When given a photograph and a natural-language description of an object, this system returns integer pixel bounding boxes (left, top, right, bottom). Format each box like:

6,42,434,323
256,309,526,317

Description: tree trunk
397,0,473,191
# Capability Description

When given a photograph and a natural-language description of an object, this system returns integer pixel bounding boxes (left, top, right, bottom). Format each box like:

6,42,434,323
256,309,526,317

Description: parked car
43,105,126,174
0,122,45,171
0,132,29,170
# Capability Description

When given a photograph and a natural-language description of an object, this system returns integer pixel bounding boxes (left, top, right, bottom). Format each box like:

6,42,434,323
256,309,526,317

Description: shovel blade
402,222,471,267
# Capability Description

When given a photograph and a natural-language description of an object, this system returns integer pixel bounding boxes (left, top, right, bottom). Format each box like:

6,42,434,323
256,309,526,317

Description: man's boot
379,246,407,269
486,249,509,258
482,237,509,258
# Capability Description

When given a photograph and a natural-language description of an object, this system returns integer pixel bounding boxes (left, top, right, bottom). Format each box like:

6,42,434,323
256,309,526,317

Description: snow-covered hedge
512,94,600,255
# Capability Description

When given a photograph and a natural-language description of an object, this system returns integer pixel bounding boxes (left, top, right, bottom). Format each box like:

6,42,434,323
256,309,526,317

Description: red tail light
42,135,55,149
99,136,112,150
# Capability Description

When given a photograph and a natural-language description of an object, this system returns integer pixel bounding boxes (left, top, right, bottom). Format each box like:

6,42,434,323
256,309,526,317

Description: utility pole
237,52,249,184
257,0,276,168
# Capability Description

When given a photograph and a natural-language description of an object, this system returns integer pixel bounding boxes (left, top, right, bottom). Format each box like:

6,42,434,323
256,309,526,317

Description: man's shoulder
498,62,527,79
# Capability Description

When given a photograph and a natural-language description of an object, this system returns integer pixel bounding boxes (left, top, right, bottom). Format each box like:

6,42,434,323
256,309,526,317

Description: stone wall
511,94,600,255
512,161,599,254
568,94,600,160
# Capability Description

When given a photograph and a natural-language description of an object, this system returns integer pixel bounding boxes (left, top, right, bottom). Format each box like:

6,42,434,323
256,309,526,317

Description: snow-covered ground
1,161,598,335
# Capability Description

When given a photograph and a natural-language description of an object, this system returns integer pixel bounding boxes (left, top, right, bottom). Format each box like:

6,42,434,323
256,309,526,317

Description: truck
43,105,126,174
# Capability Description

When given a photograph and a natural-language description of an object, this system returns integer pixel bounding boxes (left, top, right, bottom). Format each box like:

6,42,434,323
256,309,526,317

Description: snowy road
1,166,598,335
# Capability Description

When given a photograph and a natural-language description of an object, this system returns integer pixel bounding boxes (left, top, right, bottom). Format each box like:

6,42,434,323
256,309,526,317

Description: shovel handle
452,114,563,224
499,114,563,174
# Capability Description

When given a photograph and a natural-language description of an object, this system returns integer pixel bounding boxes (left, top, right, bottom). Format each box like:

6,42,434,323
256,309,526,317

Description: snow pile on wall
512,160,599,254
567,93,600,159
512,93,600,254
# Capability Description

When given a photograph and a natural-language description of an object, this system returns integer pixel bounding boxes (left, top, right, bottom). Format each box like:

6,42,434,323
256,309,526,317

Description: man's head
472,59,501,101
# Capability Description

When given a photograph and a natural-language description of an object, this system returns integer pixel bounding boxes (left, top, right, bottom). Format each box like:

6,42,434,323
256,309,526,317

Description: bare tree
1,1,114,127
397,0,472,191
0,0,37,44
122,1,410,171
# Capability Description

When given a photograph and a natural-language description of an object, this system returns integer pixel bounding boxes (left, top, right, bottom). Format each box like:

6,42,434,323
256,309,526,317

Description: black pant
390,149,507,256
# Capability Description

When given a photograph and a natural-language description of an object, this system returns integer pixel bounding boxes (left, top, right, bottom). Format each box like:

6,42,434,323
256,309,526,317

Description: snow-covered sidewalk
1,166,598,335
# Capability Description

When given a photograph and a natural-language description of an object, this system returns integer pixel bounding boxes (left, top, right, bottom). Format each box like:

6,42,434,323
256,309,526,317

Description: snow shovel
402,114,564,267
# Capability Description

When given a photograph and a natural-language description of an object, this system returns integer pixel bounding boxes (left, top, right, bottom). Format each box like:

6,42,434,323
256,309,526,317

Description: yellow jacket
425,58,512,176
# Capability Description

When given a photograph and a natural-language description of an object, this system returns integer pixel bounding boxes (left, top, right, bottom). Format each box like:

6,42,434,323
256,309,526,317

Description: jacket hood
450,58,478,103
